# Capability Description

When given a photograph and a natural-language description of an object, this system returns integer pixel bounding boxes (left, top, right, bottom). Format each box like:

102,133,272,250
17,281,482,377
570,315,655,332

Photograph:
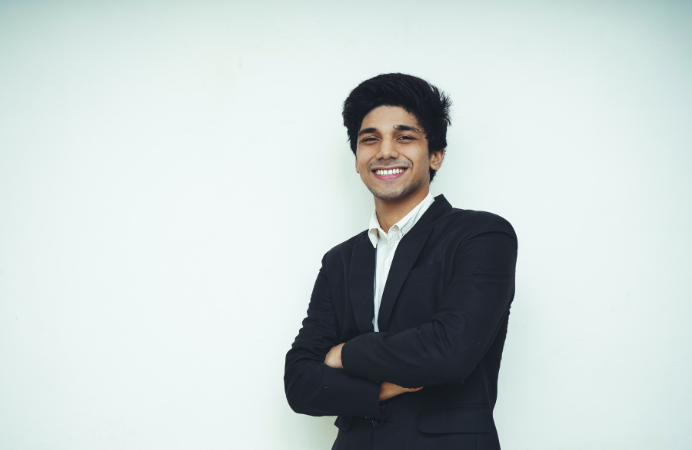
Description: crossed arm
284,227,517,418
324,343,423,401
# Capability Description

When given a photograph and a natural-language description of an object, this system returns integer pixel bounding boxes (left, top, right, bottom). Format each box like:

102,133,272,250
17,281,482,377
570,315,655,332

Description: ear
429,149,445,171
355,154,360,173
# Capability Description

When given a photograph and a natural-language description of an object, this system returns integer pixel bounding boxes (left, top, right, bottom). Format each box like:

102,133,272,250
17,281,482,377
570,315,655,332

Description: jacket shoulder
442,208,517,239
321,229,369,267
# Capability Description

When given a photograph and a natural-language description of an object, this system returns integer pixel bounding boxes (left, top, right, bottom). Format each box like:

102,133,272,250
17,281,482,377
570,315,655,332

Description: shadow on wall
275,413,337,449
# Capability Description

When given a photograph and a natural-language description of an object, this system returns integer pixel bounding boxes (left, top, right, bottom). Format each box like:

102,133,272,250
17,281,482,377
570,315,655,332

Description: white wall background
1,1,691,449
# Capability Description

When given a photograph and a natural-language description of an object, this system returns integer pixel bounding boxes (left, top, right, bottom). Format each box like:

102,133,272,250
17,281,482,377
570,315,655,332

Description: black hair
342,73,451,182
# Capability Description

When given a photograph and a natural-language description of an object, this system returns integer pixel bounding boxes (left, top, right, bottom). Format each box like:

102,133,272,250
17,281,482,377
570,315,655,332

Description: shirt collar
367,192,435,248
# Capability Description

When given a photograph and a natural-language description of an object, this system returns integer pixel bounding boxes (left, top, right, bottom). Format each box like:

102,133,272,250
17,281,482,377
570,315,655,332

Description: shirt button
372,419,384,428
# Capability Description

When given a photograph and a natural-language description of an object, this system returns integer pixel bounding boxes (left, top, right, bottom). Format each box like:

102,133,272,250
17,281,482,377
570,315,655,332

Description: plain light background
1,1,691,449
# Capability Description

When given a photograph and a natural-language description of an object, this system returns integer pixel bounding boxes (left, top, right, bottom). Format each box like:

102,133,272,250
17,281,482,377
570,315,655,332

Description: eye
398,135,414,140
361,136,377,143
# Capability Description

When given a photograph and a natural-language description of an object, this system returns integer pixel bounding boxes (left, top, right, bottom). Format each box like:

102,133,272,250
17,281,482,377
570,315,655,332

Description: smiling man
285,73,518,450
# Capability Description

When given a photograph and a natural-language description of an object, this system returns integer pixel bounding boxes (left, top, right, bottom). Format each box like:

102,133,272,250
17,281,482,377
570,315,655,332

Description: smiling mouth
372,167,407,180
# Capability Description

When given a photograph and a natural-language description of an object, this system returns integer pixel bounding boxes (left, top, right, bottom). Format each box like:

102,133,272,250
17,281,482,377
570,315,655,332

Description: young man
285,73,517,450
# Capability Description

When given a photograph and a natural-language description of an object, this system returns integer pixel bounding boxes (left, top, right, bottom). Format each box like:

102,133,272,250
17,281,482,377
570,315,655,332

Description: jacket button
372,419,384,428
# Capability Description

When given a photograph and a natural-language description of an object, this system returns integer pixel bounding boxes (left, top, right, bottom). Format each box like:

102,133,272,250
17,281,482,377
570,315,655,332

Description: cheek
413,156,429,173
356,160,365,174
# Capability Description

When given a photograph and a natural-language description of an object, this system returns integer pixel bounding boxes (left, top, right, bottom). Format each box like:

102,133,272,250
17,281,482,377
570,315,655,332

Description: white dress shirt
367,192,435,332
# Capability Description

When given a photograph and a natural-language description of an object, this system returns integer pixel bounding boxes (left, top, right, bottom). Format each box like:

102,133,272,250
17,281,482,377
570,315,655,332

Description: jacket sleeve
341,223,518,388
284,255,382,418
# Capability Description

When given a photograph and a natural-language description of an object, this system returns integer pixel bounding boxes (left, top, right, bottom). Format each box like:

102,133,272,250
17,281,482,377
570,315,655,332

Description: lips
372,167,407,180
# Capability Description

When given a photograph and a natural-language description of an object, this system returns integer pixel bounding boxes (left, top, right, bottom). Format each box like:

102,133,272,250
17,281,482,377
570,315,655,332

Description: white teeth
375,168,404,175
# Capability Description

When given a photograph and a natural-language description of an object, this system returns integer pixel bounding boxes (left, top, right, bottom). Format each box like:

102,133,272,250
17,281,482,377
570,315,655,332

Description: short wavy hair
342,73,452,182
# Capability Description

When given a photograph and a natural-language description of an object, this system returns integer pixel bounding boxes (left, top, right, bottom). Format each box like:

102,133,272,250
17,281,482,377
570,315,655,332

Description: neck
374,187,430,233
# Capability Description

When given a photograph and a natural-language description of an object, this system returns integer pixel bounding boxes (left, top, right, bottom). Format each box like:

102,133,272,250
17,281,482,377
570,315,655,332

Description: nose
376,137,398,160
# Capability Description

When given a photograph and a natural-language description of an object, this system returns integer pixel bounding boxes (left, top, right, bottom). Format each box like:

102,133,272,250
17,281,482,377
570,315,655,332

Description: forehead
360,105,421,131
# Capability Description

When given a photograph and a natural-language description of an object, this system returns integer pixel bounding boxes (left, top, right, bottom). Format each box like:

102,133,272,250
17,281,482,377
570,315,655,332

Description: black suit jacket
285,195,517,450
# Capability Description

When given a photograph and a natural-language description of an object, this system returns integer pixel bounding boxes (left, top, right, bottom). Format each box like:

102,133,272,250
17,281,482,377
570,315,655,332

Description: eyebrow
357,124,421,136
357,127,377,137
394,124,421,133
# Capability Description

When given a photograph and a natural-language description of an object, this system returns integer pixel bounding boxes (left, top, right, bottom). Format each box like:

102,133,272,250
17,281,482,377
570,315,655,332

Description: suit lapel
377,195,452,332
376,225,433,332
348,237,376,334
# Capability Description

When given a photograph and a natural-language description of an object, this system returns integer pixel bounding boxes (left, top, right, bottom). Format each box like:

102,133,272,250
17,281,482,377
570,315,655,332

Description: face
355,105,444,203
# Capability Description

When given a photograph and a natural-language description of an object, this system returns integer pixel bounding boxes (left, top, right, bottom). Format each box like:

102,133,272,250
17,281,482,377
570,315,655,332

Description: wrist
339,341,349,371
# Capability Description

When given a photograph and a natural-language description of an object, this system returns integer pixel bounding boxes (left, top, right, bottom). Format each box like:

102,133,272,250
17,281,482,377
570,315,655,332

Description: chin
368,183,416,202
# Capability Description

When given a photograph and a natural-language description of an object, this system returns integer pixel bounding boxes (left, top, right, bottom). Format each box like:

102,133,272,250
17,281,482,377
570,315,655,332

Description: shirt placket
386,228,400,266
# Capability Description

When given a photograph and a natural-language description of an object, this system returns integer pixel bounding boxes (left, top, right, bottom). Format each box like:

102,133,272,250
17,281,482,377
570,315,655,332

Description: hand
379,381,423,402
324,343,345,369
